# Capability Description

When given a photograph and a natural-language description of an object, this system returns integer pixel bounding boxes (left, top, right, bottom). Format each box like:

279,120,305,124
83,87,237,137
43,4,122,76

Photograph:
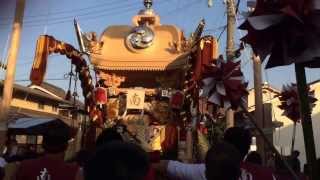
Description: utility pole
253,55,266,162
226,0,235,60
244,0,266,163
225,0,236,128
0,0,25,151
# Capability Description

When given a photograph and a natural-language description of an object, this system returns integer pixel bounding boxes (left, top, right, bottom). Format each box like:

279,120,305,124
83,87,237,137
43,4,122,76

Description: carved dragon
30,35,105,126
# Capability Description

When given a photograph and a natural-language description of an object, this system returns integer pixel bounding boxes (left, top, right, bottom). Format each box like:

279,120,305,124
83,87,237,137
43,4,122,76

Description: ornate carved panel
98,72,125,87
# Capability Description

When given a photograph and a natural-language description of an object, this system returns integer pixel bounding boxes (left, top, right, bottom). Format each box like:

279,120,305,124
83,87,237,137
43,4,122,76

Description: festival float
27,0,250,162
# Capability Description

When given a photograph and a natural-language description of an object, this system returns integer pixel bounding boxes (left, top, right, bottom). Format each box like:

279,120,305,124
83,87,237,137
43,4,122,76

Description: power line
231,0,252,69
15,78,67,82
24,1,137,24
2,6,136,28
11,0,197,80
0,1,139,27
217,26,226,42
1,0,173,26
0,0,121,20
165,0,199,15
0,0,173,29
204,25,226,32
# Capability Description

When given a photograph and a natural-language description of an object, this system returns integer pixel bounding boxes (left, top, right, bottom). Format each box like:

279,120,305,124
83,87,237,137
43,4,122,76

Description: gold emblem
130,93,141,106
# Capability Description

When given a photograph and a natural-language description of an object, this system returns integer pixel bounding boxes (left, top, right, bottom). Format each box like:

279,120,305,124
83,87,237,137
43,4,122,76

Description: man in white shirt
154,127,277,180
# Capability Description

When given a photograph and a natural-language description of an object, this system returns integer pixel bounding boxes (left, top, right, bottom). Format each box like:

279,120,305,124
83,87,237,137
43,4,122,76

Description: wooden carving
84,32,103,54
30,35,105,126
99,72,125,88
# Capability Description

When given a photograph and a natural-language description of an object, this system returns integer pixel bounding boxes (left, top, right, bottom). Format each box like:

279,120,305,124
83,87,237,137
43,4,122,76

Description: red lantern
170,91,184,109
94,87,107,105
198,121,208,134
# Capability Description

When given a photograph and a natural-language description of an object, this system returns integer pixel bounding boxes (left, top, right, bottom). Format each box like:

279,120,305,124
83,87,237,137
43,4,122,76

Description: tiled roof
7,107,73,126
0,80,84,108
0,80,69,103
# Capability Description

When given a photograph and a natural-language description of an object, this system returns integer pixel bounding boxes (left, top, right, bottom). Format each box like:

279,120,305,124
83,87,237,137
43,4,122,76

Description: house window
59,109,69,117
52,105,57,112
27,135,37,144
15,135,44,153
38,101,44,109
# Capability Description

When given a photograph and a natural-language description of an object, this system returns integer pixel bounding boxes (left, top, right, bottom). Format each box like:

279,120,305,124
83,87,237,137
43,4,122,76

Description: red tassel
94,87,107,105
170,91,184,109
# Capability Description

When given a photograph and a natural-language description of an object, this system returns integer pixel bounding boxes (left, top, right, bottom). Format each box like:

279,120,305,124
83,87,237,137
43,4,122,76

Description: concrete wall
248,83,320,168
10,97,59,115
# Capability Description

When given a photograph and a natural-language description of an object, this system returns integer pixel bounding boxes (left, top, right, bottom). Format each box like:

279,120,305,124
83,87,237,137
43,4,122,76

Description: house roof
29,82,84,108
0,81,84,110
8,117,55,129
248,83,280,95
0,80,70,104
91,24,189,71
31,82,66,99
308,79,320,86
7,107,75,127
8,117,71,135
248,80,320,93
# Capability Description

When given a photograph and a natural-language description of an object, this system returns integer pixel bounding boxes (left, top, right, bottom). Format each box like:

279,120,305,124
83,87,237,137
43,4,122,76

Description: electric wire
0,0,122,20
231,1,252,72
10,1,202,81
0,0,173,28
165,0,200,15
0,1,141,27
15,78,67,82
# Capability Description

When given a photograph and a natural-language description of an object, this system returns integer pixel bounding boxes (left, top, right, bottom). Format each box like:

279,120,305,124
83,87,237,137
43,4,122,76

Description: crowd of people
0,120,311,180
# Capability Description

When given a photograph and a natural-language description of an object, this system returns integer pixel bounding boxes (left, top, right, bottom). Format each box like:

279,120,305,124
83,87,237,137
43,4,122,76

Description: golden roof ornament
126,26,154,49
126,0,157,50
139,0,154,15
144,0,152,9
89,0,187,71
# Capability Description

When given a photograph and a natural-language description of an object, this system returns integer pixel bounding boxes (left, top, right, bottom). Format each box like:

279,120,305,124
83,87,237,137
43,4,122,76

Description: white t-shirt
0,157,7,168
167,161,206,180
167,161,277,180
